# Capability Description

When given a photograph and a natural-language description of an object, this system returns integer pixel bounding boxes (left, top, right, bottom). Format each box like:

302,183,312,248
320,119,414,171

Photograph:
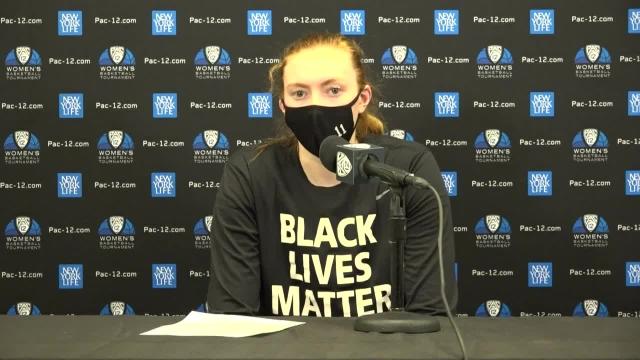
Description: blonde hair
254,31,385,158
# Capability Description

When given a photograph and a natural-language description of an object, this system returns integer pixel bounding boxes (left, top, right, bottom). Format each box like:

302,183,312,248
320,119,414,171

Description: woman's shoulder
226,141,294,172
362,134,435,171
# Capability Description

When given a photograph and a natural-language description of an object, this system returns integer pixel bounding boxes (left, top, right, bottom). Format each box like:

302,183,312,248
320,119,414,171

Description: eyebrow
286,79,343,89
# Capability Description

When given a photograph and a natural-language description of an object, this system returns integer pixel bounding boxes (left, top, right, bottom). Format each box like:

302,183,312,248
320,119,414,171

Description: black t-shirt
206,134,458,317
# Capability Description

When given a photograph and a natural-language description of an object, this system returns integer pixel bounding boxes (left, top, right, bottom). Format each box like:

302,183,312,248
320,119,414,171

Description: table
0,315,638,359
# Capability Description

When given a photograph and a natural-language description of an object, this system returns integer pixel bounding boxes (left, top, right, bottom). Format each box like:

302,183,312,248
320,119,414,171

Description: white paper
140,311,305,337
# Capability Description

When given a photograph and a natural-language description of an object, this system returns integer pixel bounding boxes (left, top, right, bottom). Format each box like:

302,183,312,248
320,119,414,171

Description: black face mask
281,91,361,157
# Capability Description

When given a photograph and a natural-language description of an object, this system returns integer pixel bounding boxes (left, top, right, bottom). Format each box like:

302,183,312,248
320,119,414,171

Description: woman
206,32,457,317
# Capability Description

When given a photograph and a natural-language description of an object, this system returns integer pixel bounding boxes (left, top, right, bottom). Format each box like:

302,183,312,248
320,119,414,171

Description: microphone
319,135,430,189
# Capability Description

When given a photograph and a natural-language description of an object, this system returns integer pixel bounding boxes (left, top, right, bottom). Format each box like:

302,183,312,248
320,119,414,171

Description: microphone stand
354,184,441,333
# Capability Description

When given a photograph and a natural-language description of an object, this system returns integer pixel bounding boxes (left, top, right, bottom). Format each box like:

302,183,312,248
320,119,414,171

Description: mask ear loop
350,87,366,137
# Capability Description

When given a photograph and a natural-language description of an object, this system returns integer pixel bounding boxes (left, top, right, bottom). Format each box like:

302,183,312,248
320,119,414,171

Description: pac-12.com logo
380,46,418,79
575,44,611,79
475,300,511,317
194,46,231,79
98,216,135,250
98,46,136,80
193,130,230,164
7,302,41,315
476,45,513,79
474,215,511,248
5,46,42,80
572,128,608,162
4,216,41,251
100,301,135,315
97,130,134,164
193,215,213,249
4,131,40,165
573,300,608,317
572,214,608,248
388,129,415,142
475,129,511,163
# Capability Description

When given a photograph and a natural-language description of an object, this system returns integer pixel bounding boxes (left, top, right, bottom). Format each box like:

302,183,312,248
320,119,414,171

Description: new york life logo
194,46,232,80
629,9,640,34
248,93,272,118
528,171,552,196
340,10,365,35
100,301,135,315
98,46,136,80
441,172,457,197
626,262,640,287
4,216,41,251
434,92,459,118
529,9,554,35
98,216,135,250
5,46,42,80
380,46,418,79
389,129,415,142
434,10,459,35
574,44,611,78
97,130,134,164
573,300,608,317
247,10,272,35
475,300,511,317
474,215,511,248
4,130,40,165
152,10,176,36
59,93,83,119
57,173,82,198
629,91,640,116
7,302,41,316
475,129,511,163
572,129,608,162
530,91,554,117
572,214,609,248
193,215,213,249
626,170,640,196
151,172,176,197
58,10,82,36
528,262,552,287
152,264,177,288
476,45,513,79
59,264,83,289
193,130,230,164
153,93,178,119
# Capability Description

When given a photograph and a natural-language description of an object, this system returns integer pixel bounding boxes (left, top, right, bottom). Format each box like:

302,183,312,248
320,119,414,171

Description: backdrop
1,0,639,318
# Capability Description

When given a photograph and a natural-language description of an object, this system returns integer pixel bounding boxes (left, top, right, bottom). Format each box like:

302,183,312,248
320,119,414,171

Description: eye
291,89,306,99
328,86,341,96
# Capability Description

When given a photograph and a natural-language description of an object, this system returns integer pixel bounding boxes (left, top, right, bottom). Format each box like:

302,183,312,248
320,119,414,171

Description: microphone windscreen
319,135,348,172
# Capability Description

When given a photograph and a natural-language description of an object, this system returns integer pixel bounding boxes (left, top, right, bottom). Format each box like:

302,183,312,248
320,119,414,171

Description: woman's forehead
283,45,357,86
